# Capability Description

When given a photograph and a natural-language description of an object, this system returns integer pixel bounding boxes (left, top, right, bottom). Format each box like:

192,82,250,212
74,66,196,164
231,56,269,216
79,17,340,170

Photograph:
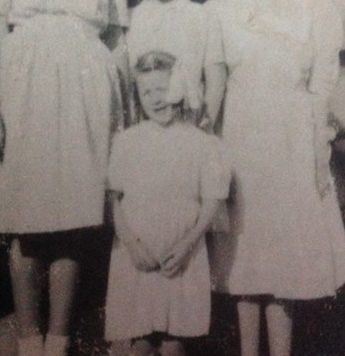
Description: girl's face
136,70,174,127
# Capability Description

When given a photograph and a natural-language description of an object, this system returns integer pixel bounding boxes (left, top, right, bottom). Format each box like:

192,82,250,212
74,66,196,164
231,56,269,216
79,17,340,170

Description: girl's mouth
154,107,166,114
154,105,167,113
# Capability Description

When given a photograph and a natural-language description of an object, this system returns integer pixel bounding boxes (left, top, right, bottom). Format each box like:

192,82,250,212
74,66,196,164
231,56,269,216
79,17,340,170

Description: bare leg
44,258,79,356
160,340,186,356
238,301,260,356
9,239,43,337
130,339,157,356
9,239,44,356
109,340,131,356
48,257,79,335
265,303,292,356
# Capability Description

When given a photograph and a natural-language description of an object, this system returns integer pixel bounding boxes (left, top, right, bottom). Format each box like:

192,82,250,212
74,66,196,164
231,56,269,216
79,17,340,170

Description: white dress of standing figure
211,0,345,300
0,0,122,233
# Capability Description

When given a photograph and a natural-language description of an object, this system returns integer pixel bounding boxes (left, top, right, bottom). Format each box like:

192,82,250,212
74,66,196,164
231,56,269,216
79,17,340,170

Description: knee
50,258,79,278
265,302,293,325
266,301,293,319
9,239,39,276
160,341,186,356
238,299,261,314
9,239,25,273
129,339,156,356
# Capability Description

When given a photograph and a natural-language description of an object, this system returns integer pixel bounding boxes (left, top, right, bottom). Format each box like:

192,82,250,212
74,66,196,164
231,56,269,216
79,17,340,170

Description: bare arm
204,63,227,132
200,1,227,133
308,0,343,198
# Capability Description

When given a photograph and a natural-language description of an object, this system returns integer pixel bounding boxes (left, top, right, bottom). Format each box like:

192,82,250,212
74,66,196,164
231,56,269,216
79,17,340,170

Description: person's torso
120,121,208,200
127,0,207,73
216,0,313,94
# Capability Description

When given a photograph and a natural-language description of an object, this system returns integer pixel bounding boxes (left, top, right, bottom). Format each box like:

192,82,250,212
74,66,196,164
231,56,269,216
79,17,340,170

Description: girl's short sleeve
200,136,230,200
204,1,225,66
108,134,126,192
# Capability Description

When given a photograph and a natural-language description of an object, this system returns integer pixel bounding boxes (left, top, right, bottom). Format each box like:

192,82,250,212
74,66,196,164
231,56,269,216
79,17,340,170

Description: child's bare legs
44,257,79,356
266,303,292,356
130,339,157,356
9,239,44,356
238,300,292,356
9,239,43,337
238,300,260,356
10,237,79,356
160,340,186,356
48,257,79,335
129,335,185,356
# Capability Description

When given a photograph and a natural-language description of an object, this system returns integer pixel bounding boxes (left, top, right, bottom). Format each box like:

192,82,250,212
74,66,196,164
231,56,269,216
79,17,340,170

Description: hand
199,116,214,134
315,160,331,200
160,232,198,278
312,97,334,200
315,138,332,200
124,237,160,272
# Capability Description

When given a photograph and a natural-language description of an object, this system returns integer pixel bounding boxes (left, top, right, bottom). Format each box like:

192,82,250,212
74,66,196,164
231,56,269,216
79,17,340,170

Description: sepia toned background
2,1,345,355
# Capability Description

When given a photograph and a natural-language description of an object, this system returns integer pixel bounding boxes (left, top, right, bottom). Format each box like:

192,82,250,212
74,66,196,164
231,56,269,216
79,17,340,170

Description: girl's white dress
0,0,121,233
105,121,228,340
126,0,223,110
210,0,345,299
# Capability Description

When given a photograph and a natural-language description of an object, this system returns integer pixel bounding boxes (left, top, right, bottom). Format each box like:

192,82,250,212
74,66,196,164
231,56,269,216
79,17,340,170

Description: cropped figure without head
0,1,122,355
105,51,230,356
210,0,345,355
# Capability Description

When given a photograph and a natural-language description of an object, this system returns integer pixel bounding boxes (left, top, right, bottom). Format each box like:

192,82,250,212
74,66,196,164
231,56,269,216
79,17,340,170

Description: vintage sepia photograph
1,0,345,355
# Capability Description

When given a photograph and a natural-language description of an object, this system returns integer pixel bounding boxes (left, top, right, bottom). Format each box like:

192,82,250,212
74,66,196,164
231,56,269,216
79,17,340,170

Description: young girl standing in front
105,51,229,356
0,1,122,355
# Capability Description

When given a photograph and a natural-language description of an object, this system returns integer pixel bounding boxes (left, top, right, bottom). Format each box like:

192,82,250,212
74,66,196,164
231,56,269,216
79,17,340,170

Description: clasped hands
122,230,198,278
313,96,337,200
